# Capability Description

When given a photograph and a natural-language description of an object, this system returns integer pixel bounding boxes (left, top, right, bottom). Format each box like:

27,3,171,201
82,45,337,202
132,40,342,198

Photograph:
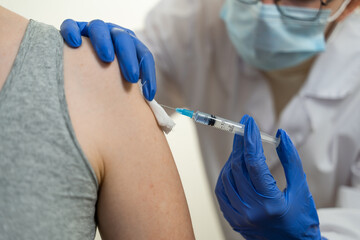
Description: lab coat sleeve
318,208,360,240
135,0,222,108
351,159,360,188
335,157,360,209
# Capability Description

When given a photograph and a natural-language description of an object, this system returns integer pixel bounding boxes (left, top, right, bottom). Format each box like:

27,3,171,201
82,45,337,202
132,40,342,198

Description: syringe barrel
193,111,245,134
193,111,279,146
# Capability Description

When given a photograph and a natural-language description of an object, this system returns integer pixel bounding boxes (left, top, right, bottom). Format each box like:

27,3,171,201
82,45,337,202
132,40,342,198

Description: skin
259,0,360,116
0,6,195,240
260,0,360,32
64,38,195,240
0,6,28,91
337,0,360,21
1,1,359,238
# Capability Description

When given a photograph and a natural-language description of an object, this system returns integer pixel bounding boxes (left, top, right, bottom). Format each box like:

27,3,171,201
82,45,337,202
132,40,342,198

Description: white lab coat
137,0,360,239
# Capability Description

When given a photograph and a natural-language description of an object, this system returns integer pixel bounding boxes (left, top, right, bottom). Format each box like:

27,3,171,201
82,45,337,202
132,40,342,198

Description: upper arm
63,38,195,239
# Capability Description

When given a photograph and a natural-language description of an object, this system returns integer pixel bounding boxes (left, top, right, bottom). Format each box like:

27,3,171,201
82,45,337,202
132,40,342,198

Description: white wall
0,0,225,239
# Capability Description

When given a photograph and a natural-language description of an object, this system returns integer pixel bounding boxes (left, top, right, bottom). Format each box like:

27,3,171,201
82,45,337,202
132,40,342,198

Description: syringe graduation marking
208,115,216,126
159,104,280,147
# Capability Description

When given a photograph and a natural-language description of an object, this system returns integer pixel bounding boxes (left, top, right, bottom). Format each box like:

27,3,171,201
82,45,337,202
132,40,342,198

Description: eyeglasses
237,0,337,21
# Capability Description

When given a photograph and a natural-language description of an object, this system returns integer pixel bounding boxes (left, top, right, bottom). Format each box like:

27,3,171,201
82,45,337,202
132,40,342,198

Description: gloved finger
110,28,140,84
243,117,281,198
276,129,305,190
231,154,255,199
215,173,245,228
60,19,84,47
76,21,89,36
139,49,156,101
221,159,251,210
87,19,115,63
230,115,254,197
107,23,136,37
134,38,157,101
232,115,250,156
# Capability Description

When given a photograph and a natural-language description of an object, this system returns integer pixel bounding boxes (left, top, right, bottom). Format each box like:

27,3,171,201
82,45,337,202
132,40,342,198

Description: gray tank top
0,20,98,239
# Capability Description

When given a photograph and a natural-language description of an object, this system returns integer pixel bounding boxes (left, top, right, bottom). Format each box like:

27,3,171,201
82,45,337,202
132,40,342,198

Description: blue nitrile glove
215,115,322,240
60,19,156,101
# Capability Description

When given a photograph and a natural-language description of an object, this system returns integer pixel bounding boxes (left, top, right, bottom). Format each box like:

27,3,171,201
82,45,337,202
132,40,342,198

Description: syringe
161,104,280,147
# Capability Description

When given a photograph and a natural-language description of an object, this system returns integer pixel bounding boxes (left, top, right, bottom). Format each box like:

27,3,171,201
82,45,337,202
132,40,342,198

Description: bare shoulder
0,7,28,90
63,37,195,239
63,37,155,182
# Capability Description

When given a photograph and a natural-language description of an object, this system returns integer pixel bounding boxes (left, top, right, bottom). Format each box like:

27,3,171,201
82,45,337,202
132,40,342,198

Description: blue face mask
220,0,331,71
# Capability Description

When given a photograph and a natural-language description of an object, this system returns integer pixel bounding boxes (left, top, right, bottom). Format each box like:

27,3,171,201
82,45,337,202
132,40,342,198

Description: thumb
276,129,305,190
243,117,281,197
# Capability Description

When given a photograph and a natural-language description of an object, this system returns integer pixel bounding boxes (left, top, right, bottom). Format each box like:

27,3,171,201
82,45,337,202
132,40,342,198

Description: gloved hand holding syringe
161,104,280,147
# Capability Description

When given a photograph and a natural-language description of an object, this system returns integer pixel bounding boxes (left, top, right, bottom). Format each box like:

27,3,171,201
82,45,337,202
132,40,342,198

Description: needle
160,104,177,111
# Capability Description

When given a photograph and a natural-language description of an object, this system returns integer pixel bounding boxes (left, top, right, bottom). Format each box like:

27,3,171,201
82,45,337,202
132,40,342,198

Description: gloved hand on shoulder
60,19,156,101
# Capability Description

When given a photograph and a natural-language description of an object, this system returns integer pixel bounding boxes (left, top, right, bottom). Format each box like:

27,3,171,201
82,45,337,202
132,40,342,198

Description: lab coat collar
279,13,360,148
300,13,360,100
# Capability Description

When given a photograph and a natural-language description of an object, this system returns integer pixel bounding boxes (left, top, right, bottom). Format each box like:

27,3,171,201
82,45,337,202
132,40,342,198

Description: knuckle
89,19,105,26
110,27,126,34
62,19,75,25
109,27,135,38
88,20,107,33
215,182,224,196
245,157,262,171
125,29,136,36
245,202,284,224
142,51,155,63
244,208,261,224
263,200,285,217
110,28,127,39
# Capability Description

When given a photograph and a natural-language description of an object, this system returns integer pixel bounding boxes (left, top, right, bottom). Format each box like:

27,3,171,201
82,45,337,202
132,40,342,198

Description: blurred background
0,0,225,239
